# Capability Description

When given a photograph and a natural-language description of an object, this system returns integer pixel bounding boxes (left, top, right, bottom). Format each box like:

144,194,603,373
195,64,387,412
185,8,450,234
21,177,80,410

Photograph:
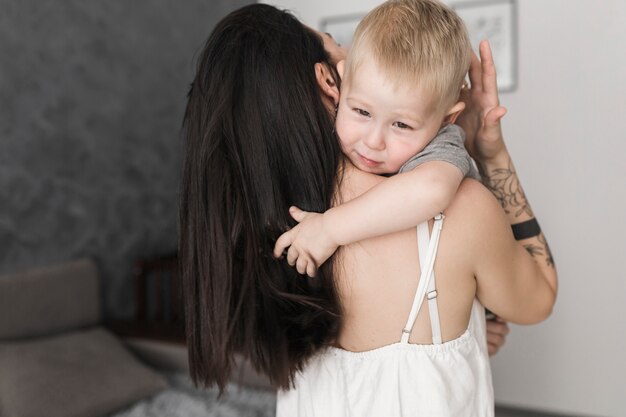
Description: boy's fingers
296,256,308,275
274,232,294,258
287,246,299,266
289,206,308,222
306,262,317,278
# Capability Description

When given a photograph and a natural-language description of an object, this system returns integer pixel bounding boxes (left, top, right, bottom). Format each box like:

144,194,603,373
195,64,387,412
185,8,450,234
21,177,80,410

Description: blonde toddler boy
275,0,480,276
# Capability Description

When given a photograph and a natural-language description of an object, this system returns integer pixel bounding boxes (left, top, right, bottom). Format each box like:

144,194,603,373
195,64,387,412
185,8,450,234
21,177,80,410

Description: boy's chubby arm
273,161,463,277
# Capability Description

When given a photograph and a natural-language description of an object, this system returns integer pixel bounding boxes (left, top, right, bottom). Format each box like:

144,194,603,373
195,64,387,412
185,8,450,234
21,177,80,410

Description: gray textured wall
0,0,252,318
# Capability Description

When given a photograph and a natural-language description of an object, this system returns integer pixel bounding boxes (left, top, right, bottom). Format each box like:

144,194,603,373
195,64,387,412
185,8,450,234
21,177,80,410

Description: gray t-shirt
398,124,481,180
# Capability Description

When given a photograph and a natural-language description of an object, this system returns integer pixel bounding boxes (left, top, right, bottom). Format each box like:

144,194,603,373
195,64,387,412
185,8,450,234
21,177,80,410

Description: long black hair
179,4,344,392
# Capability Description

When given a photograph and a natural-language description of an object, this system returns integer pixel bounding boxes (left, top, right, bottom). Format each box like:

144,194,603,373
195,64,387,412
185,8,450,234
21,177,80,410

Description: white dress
276,216,494,417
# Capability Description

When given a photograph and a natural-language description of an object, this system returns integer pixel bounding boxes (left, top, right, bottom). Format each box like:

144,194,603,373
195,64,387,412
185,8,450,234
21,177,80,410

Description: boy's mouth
356,152,381,168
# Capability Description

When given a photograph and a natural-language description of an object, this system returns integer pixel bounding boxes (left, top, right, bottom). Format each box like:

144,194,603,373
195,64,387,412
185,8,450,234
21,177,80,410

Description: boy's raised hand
456,40,508,164
273,206,339,277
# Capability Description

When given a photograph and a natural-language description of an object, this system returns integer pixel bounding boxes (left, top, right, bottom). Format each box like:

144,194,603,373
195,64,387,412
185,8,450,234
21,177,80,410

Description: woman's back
277,165,496,416
334,164,483,351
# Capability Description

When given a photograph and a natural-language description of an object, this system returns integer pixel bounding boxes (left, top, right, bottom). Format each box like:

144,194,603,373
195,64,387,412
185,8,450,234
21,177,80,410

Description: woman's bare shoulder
336,162,385,202
444,179,507,241
449,178,501,215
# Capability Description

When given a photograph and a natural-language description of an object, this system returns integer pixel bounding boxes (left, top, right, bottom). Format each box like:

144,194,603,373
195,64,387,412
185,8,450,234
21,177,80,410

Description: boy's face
335,60,446,174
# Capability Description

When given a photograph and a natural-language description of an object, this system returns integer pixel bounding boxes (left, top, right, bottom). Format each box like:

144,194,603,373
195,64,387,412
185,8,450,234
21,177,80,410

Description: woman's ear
442,101,466,125
336,59,345,81
315,62,340,106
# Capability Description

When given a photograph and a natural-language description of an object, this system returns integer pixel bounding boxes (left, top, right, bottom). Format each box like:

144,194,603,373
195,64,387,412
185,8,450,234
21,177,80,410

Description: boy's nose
363,126,385,151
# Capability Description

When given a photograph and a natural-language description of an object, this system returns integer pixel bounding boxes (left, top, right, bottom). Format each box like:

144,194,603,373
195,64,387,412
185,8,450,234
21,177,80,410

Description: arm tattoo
482,159,533,218
523,234,555,268
482,158,555,268
539,234,555,267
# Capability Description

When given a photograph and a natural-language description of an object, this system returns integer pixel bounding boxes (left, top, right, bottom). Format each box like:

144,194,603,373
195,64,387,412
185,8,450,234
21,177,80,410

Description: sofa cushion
0,326,168,417
0,259,100,340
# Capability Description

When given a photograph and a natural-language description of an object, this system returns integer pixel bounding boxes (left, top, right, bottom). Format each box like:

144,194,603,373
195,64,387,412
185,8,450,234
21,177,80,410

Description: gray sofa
0,259,168,417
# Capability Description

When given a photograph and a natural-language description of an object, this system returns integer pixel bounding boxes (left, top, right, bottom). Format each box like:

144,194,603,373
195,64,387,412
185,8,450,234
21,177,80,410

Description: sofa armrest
0,259,100,340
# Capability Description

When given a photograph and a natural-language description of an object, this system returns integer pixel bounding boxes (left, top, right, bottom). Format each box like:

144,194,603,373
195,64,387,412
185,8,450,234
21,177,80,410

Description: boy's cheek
334,113,353,147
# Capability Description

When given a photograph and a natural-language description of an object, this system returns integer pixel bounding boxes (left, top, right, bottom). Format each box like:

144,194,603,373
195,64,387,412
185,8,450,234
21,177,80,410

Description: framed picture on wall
452,0,518,92
319,13,364,49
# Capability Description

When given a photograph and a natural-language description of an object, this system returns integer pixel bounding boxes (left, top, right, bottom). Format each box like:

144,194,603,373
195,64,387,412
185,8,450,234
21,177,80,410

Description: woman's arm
480,153,555,273
456,41,557,323
457,40,556,283
458,180,556,324
473,148,557,320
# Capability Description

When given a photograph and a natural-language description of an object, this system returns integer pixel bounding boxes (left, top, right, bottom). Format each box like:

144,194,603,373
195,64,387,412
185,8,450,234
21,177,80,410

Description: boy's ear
315,62,340,106
442,101,466,125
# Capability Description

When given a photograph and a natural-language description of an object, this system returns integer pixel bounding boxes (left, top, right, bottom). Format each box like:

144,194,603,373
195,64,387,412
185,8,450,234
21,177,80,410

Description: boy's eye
354,108,370,117
393,121,412,130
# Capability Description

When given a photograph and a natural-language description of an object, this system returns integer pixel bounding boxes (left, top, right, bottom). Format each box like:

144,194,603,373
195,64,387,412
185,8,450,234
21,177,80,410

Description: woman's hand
456,40,508,166
486,317,510,356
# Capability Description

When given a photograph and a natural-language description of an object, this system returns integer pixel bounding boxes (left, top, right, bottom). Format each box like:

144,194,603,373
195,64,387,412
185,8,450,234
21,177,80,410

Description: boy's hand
273,206,339,277
456,40,508,164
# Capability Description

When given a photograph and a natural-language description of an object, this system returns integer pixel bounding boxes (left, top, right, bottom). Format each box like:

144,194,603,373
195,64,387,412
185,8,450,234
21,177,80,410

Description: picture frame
319,13,364,49
452,0,518,92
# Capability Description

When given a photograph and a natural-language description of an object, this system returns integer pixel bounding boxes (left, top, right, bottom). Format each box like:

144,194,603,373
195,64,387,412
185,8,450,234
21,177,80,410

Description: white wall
261,1,626,416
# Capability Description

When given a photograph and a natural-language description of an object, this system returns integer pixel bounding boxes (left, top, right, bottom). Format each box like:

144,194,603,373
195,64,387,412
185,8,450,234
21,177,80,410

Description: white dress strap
400,213,444,344
418,221,442,344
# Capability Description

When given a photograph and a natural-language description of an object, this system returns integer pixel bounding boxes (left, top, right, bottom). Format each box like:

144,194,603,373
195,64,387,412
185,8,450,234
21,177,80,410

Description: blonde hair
345,0,471,113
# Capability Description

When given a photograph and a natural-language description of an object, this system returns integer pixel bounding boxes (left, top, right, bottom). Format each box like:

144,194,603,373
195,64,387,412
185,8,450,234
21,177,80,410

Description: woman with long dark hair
179,4,345,391
179,4,556,415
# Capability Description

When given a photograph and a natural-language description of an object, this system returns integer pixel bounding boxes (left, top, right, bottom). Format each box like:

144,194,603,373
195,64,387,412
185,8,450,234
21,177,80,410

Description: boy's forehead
342,62,438,120
346,59,438,108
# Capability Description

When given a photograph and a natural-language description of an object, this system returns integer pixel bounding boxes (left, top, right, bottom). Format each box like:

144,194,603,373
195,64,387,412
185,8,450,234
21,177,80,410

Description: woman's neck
334,158,386,206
